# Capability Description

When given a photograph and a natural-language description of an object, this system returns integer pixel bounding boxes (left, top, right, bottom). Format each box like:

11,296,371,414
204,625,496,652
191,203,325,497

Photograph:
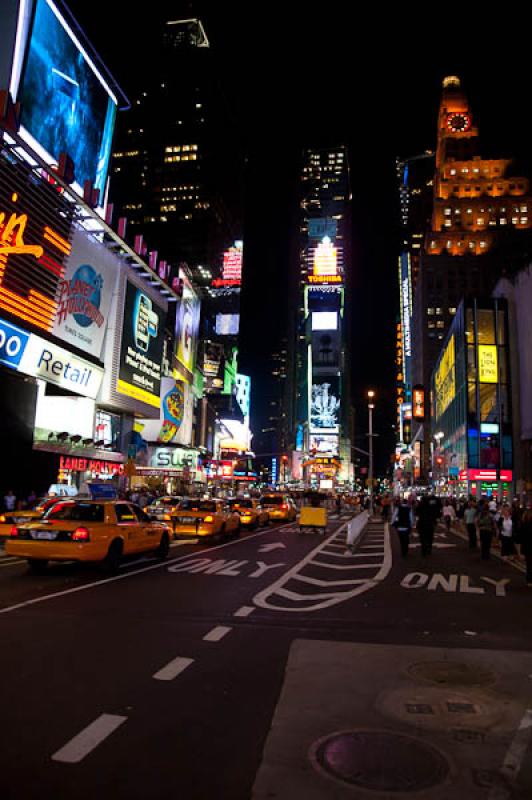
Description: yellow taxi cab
5,499,171,573
228,497,270,529
259,493,297,522
0,497,64,540
172,498,241,540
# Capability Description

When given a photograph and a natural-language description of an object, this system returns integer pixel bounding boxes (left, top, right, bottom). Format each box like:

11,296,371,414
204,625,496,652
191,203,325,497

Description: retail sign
0,314,103,398
59,456,124,475
500,470,513,482
468,469,497,481
412,386,425,420
149,447,199,471
117,281,166,408
52,229,116,358
478,345,498,383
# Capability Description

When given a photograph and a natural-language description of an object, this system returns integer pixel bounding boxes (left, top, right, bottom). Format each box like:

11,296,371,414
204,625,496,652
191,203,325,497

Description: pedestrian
27,490,37,508
391,497,414,557
416,494,437,556
476,501,497,560
519,508,532,586
381,494,391,523
463,499,478,549
3,489,16,512
442,499,456,531
499,506,515,558
335,495,342,514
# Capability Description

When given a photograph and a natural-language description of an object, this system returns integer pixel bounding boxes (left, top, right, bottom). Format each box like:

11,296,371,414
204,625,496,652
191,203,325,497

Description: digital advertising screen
215,313,240,336
117,281,166,409
175,271,201,380
18,0,117,200
310,377,341,432
52,229,116,358
312,311,338,331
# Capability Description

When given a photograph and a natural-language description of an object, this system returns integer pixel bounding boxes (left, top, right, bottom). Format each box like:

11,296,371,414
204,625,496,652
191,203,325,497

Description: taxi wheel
156,532,170,560
28,558,48,574
102,539,123,573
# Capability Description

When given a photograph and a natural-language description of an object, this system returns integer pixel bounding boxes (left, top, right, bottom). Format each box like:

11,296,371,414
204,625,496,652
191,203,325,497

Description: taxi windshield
260,495,284,505
151,497,177,507
179,499,217,513
231,499,253,509
45,503,105,522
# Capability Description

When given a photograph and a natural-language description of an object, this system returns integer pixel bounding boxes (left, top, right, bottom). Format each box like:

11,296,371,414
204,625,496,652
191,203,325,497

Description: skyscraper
291,145,353,487
411,76,532,477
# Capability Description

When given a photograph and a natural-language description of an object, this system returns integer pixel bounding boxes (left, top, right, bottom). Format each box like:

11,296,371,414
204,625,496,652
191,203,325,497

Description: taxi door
114,503,142,554
132,505,162,551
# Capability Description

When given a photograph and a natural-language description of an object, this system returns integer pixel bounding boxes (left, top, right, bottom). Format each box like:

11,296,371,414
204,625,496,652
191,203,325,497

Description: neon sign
0,155,72,334
212,241,243,287
313,237,337,276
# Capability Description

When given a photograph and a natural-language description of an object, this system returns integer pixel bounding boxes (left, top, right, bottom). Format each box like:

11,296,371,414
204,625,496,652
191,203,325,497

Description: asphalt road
0,512,530,799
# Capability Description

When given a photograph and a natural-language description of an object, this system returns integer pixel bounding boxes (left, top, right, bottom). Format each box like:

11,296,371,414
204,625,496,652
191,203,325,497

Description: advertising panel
310,377,341,432
174,271,200,380
308,218,337,240
0,314,103,398
434,335,455,419
18,0,117,200
478,345,498,383
215,313,240,336
157,377,193,446
0,147,73,334
117,281,166,408
211,240,243,287
412,385,425,420
52,229,116,358
312,312,337,331
309,433,339,455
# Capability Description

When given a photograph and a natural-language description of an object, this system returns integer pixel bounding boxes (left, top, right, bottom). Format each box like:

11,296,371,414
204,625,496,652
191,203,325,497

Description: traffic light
435,456,444,466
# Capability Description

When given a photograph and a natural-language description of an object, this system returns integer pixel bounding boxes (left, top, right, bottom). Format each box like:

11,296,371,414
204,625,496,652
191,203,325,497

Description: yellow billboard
434,335,455,419
478,345,498,383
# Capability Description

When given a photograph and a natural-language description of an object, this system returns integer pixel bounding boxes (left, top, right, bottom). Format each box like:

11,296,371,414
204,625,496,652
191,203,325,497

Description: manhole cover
405,703,434,715
407,661,495,688
311,730,450,792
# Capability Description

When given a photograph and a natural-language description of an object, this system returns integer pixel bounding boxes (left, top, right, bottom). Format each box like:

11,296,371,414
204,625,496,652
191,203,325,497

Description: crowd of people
386,493,532,586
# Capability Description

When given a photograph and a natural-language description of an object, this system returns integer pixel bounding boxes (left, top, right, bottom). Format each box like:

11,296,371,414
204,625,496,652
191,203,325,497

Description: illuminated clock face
447,112,471,133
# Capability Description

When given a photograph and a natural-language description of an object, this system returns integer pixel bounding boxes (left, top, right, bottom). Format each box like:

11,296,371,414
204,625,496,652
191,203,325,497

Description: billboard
215,313,240,336
175,271,201,380
0,146,73,334
157,377,194,446
312,311,337,331
212,240,243,287
309,433,339,456
434,335,456,419
18,0,117,200
52,229,116,358
310,378,341,432
117,281,166,408
308,218,337,240
478,345,498,383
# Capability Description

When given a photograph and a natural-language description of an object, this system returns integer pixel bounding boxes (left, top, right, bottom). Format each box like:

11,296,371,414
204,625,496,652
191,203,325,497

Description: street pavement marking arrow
259,543,287,553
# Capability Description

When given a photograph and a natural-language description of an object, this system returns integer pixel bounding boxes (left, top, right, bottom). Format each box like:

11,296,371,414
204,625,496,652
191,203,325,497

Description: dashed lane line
203,626,232,642
51,714,127,763
233,606,255,618
153,656,194,681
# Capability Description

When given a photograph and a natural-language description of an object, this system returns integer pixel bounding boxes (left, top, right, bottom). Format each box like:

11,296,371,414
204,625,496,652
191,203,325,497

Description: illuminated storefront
431,298,513,497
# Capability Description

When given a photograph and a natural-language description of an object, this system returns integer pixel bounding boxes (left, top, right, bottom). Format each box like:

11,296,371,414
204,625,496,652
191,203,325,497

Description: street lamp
367,390,375,515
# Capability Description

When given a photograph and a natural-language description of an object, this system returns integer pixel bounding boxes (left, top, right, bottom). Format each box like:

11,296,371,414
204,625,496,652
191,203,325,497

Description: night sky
65,2,532,472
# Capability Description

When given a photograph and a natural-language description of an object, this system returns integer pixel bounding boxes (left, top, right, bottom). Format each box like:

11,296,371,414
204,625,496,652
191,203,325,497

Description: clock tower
436,76,478,170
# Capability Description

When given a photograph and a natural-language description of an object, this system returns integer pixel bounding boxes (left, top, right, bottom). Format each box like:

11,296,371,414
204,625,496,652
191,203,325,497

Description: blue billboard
19,0,117,199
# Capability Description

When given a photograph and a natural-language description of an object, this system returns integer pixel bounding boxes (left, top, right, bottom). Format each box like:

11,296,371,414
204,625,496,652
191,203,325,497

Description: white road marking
489,709,532,799
253,517,392,612
233,605,255,617
153,656,194,681
203,626,231,642
0,524,290,616
51,714,127,763
310,560,382,571
0,558,27,568
258,543,286,553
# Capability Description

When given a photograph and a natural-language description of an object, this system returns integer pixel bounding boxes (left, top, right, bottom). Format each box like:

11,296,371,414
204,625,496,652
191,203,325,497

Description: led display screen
215,313,240,336
310,377,341,432
19,0,117,200
0,141,73,334
117,281,166,408
174,270,201,381
434,335,455,419
312,311,338,331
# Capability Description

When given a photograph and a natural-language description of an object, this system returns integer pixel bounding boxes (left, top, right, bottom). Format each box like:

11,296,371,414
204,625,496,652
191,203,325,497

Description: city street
1,512,530,799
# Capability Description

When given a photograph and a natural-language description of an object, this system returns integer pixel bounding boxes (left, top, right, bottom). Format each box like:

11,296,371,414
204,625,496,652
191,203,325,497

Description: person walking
3,489,17,512
391,497,414,558
416,494,437,557
464,499,478,549
499,506,515,558
442,499,456,531
476,501,497,560
519,509,532,586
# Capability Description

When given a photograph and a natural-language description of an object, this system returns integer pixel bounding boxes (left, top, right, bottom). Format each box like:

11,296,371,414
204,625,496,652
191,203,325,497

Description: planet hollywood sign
59,457,124,475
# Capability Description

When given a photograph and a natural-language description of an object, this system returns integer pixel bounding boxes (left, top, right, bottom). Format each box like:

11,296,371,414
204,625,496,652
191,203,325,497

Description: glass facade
431,298,512,489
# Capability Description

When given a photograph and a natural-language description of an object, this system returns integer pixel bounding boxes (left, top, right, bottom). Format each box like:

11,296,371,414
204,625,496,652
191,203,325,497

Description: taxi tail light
0,514,6,522
9,525,18,537
203,515,214,523
281,504,288,511
72,527,90,542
